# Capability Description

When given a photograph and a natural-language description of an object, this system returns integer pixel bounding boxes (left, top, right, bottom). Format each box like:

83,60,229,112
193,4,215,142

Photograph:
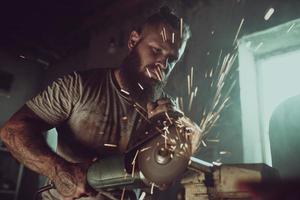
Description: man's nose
156,58,168,70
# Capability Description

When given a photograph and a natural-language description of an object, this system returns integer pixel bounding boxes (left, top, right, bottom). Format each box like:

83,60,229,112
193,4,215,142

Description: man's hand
147,98,182,119
52,162,97,200
146,98,202,154
176,116,203,154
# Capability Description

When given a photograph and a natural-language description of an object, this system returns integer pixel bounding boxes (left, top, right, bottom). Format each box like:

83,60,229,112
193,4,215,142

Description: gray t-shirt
27,68,146,163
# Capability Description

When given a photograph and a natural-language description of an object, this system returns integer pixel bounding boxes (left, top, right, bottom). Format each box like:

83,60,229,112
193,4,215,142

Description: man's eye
152,47,161,53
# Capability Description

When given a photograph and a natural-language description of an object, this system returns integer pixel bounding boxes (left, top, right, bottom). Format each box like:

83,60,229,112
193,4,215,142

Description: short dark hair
137,6,191,42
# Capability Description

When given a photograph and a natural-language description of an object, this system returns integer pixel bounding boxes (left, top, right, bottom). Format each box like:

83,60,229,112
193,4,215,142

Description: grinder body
87,111,192,191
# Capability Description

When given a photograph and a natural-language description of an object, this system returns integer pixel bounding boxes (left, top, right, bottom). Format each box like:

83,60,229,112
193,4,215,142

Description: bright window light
238,18,300,165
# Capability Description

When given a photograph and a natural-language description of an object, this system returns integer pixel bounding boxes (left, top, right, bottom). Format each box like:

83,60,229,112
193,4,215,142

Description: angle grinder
87,111,193,191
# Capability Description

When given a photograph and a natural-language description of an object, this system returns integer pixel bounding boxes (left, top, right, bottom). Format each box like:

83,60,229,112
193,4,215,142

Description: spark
188,92,194,112
264,8,275,21
133,107,149,122
165,112,172,124
201,140,207,147
217,49,223,67
162,124,170,134
206,139,220,143
209,68,213,77
140,146,152,152
122,116,128,120
180,18,183,38
287,23,295,33
121,187,126,200
179,97,184,111
164,132,167,148
160,31,165,42
184,143,189,149
131,150,140,165
163,27,167,41
172,32,175,43
154,68,162,81
191,67,194,88
133,103,151,123
187,75,191,95
233,18,245,45
131,162,135,177
139,192,146,200
133,102,147,113
194,87,198,97
138,82,144,90
170,139,176,145
219,151,231,155
19,55,26,59
146,68,152,78
104,144,117,147
156,65,163,80
121,89,130,95
151,183,155,194
92,157,98,162
254,42,263,51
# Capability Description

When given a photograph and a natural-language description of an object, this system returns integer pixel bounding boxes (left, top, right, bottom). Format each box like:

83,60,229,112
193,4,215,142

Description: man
0,7,201,200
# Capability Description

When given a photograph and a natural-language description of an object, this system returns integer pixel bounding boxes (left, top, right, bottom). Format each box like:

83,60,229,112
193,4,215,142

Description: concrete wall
0,52,45,125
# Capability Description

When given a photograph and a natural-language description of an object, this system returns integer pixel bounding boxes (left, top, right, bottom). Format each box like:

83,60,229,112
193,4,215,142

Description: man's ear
128,31,141,51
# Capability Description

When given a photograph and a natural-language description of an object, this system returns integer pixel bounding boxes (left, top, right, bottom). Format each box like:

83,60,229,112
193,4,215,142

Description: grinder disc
137,124,190,185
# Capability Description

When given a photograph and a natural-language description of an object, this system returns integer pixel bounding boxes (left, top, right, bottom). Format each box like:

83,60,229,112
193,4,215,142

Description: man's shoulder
76,68,111,78
74,68,113,84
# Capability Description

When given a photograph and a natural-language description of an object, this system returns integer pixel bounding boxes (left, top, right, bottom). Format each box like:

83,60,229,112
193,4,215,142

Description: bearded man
0,7,202,200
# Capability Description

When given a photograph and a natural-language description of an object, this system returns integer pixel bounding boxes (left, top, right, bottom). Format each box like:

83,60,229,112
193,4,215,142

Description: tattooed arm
0,105,95,199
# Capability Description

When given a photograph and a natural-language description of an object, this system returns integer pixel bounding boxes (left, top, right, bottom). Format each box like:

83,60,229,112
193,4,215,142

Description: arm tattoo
4,127,44,173
55,171,77,197
0,105,81,198
0,105,65,180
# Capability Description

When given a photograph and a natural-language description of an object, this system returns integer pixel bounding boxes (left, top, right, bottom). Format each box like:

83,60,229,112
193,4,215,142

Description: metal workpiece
182,162,279,200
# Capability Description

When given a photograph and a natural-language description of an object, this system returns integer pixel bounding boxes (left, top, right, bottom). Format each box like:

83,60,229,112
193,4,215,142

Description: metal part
182,160,279,200
137,126,190,185
87,155,146,190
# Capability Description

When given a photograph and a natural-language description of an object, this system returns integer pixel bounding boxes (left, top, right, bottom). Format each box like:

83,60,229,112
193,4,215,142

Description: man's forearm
0,105,70,180
0,106,89,198
0,122,68,180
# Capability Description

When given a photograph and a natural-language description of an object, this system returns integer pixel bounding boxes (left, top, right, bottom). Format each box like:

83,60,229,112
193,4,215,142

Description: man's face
129,23,186,87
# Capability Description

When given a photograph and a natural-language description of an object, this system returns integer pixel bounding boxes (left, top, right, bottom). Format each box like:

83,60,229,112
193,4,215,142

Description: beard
119,46,167,104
